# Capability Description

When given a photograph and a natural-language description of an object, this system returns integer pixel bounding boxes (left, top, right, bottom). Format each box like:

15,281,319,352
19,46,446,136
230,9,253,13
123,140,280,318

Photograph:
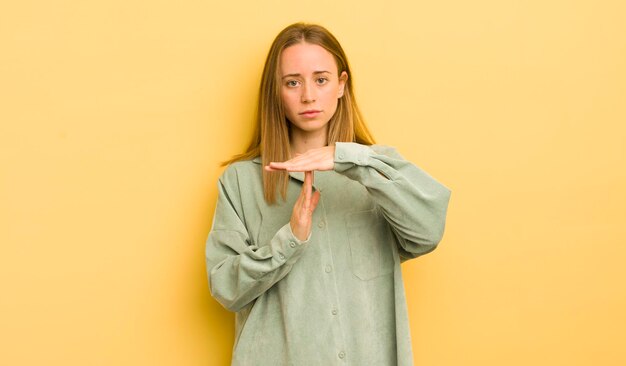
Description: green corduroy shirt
205,142,452,366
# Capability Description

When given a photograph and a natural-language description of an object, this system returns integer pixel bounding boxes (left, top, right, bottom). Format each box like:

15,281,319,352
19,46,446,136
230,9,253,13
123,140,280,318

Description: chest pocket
346,208,395,280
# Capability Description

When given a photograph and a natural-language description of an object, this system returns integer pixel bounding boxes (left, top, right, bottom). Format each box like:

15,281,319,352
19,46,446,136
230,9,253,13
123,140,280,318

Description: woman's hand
264,145,333,241
289,170,320,241
264,145,335,172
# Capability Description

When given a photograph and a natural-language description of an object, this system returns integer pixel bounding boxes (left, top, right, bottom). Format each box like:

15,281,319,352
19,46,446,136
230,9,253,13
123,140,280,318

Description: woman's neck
289,126,328,158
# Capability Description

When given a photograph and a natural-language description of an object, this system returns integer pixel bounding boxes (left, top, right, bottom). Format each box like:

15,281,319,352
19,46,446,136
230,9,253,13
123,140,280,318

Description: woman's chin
289,120,330,133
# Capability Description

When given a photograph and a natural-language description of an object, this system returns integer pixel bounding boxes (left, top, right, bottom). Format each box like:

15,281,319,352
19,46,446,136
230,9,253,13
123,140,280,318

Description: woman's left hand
265,145,335,172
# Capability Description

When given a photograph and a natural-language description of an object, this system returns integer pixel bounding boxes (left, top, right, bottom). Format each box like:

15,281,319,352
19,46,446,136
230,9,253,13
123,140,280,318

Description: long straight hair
222,22,376,204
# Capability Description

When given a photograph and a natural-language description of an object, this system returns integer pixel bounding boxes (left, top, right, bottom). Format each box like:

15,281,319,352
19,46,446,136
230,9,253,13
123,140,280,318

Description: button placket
314,192,348,363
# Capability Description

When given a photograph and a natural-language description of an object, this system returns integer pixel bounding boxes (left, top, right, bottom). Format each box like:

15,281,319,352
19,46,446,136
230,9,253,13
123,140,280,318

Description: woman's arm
267,143,452,262
333,142,452,261
205,170,311,313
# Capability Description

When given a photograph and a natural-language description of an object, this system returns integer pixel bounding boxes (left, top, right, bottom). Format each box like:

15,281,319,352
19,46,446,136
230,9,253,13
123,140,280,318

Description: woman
205,22,451,366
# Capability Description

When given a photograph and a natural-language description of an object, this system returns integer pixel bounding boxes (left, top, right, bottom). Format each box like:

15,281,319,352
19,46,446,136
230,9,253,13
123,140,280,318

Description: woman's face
279,42,347,136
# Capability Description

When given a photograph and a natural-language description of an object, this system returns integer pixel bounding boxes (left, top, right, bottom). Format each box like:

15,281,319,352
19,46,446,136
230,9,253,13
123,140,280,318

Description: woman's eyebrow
281,70,332,79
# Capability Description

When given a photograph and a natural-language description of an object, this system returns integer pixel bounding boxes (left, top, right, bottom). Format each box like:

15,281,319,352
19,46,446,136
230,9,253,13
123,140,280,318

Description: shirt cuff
271,223,311,265
334,142,372,170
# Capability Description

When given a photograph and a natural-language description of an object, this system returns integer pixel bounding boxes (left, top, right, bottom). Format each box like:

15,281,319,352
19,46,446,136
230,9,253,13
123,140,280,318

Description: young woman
205,22,451,366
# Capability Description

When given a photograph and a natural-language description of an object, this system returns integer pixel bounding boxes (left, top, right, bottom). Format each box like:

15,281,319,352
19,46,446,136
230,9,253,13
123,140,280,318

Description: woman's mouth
300,110,321,118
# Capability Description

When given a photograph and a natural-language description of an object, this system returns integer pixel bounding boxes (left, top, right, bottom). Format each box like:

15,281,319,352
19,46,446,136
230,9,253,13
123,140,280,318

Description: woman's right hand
290,170,321,241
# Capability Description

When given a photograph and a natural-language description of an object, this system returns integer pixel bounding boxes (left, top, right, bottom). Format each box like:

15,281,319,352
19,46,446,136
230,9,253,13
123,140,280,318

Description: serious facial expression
279,42,347,135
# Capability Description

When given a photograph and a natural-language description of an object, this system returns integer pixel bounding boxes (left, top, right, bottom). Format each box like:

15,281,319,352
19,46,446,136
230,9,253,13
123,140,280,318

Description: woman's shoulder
225,155,261,169
218,156,261,188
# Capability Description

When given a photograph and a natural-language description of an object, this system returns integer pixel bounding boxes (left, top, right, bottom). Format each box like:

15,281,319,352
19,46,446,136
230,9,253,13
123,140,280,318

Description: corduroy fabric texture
205,142,451,366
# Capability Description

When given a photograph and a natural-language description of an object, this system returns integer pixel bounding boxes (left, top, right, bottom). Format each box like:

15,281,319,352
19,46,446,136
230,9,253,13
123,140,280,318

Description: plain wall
1,0,625,365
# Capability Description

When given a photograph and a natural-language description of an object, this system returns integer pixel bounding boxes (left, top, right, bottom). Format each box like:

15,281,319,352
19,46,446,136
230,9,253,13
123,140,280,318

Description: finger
309,190,321,213
292,188,304,224
270,157,318,172
270,151,318,169
297,174,307,200
269,147,332,171
268,159,303,170
303,170,312,208
286,148,332,171
267,162,290,171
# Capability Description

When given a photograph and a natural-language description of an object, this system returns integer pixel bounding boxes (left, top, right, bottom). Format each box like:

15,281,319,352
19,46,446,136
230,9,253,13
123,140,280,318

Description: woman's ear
338,71,348,98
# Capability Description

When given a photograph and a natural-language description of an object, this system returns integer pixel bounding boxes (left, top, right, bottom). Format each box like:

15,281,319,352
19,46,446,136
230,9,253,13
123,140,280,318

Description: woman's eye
316,78,328,85
286,80,299,87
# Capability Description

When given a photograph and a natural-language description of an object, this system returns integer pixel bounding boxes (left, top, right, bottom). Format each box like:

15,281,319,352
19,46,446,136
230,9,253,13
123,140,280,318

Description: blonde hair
222,22,375,204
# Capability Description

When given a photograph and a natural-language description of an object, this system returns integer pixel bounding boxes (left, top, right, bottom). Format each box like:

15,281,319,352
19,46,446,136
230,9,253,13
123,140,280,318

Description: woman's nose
301,83,316,103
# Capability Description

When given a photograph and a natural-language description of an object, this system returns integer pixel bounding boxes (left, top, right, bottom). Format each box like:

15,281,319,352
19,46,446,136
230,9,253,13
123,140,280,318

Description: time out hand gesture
264,145,335,172
264,145,335,241
287,170,320,241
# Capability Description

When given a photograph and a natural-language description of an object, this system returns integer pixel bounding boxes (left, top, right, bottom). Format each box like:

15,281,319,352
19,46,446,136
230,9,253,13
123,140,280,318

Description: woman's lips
300,110,321,118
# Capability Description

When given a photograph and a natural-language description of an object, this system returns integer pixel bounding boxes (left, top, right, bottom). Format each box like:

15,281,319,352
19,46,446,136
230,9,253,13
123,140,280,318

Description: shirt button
318,220,325,228
325,265,332,273
279,254,285,260
332,308,338,315
289,242,296,248
338,153,344,159
338,351,345,359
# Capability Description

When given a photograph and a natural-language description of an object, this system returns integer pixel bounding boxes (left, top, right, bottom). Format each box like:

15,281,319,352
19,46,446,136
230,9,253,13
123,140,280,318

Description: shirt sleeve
205,169,311,312
333,142,452,262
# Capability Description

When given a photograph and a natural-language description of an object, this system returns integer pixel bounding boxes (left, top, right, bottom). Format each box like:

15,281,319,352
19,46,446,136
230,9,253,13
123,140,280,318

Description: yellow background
1,0,625,365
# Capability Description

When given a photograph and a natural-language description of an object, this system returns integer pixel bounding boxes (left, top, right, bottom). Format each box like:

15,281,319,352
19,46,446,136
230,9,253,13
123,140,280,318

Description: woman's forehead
279,43,337,74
